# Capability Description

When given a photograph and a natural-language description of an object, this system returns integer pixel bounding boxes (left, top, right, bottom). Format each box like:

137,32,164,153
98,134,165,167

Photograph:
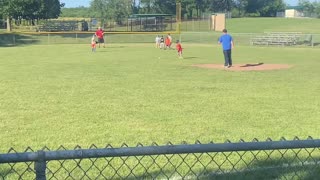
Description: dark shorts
98,38,104,43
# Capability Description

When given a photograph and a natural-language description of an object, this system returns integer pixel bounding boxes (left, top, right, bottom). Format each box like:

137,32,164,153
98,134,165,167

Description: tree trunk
7,16,11,32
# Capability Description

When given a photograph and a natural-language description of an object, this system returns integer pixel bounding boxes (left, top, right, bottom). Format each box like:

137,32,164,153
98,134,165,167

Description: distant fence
0,32,319,47
8,17,214,33
1,137,320,179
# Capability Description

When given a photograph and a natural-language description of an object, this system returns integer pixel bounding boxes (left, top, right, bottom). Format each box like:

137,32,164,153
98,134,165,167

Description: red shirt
91,42,96,48
165,38,170,46
176,43,182,51
96,29,104,39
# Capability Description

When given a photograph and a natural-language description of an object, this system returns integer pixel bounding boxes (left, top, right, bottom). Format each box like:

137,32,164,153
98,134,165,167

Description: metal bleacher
251,32,302,46
37,21,79,32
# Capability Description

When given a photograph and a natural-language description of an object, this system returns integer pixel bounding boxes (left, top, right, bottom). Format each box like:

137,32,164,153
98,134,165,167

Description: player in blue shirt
218,29,234,68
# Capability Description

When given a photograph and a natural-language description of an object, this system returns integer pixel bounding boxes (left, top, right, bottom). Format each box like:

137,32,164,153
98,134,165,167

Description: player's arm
231,37,234,48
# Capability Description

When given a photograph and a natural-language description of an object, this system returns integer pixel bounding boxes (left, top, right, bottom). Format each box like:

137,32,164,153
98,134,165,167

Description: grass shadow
0,165,15,179
0,34,39,47
240,62,264,67
183,57,197,59
125,156,320,180
312,42,320,47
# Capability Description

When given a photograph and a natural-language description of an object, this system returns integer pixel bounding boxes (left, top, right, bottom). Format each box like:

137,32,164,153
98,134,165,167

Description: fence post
35,150,46,180
13,34,16,46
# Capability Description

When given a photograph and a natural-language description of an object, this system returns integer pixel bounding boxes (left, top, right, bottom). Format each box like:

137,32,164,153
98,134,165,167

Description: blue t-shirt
219,34,233,50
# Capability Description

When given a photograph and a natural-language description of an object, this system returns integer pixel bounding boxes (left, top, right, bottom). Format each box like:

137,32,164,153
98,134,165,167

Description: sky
60,0,317,8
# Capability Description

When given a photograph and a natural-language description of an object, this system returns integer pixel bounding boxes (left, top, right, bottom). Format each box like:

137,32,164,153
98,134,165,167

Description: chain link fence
1,137,320,179
0,32,319,47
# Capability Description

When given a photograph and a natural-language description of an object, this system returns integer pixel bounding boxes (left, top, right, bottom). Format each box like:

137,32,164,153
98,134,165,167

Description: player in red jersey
95,27,105,48
176,40,183,59
91,35,97,52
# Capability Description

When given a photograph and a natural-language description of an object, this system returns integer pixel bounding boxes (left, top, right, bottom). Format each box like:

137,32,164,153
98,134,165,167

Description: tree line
62,0,320,19
60,0,287,18
1,0,320,31
0,0,64,30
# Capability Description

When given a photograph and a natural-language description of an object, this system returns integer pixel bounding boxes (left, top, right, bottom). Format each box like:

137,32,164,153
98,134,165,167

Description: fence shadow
0,34,39,47
127,157,320,180
0,166,14,179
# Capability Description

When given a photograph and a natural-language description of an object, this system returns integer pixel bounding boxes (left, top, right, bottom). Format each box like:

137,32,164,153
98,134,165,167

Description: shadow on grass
183,57,197,59
0,166,14,179
1,157,319,179
130,157,320,180
240,62,264,67
105,46,126,48
312,42,320,47
0,34,39,47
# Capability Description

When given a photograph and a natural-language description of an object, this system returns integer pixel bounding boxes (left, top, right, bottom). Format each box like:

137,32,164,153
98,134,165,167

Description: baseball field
0,41,319,151
0,17,320,179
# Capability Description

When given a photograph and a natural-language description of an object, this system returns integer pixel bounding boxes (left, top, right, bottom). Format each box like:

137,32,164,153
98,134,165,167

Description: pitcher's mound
192,63,292,71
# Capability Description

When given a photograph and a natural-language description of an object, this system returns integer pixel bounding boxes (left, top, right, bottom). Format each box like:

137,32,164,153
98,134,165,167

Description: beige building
285,9,304,18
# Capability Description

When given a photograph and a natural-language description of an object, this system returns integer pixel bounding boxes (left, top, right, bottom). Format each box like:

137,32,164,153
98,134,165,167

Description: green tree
0,0,22,31
246,0,285,17
315,3,320,18
38,0,64,19
181,0,196,19
298,0,317,16
139,0,176,14
61,7,91,18
107,0,132,24
90,0,108,25
234,0,248,17
195,0,209,18
90,0,132,26
207,0,233,13
0,0,63,31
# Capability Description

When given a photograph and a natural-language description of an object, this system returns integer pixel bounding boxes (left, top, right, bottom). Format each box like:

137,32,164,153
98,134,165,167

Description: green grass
0,44,319,151
227,17,320,33
179,17,320,33
0,43,320,179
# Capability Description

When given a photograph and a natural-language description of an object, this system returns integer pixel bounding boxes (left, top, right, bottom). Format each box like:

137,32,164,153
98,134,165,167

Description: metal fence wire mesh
1,137,320,179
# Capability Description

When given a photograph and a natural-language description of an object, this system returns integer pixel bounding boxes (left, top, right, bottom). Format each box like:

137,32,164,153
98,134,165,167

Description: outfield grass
227,18,320,33
179,17,320,33
0,43,319,152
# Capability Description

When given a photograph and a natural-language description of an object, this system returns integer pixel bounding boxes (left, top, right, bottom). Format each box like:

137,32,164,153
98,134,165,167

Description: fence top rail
0,31,180,35
0,138,320,164
265,32,302,34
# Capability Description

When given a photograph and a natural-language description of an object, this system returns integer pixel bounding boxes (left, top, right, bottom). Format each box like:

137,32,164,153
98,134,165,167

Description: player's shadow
106,46,126,48
183,57,197,59
240,62,264,67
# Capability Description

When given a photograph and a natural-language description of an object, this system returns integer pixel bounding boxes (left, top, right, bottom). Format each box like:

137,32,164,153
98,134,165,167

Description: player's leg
228,50,232,67
223,50,229,67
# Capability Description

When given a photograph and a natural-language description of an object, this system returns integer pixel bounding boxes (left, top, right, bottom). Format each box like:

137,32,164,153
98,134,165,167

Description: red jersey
165,37,170,46
91,42,96,48
176,43,182,52
95,29,104,39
